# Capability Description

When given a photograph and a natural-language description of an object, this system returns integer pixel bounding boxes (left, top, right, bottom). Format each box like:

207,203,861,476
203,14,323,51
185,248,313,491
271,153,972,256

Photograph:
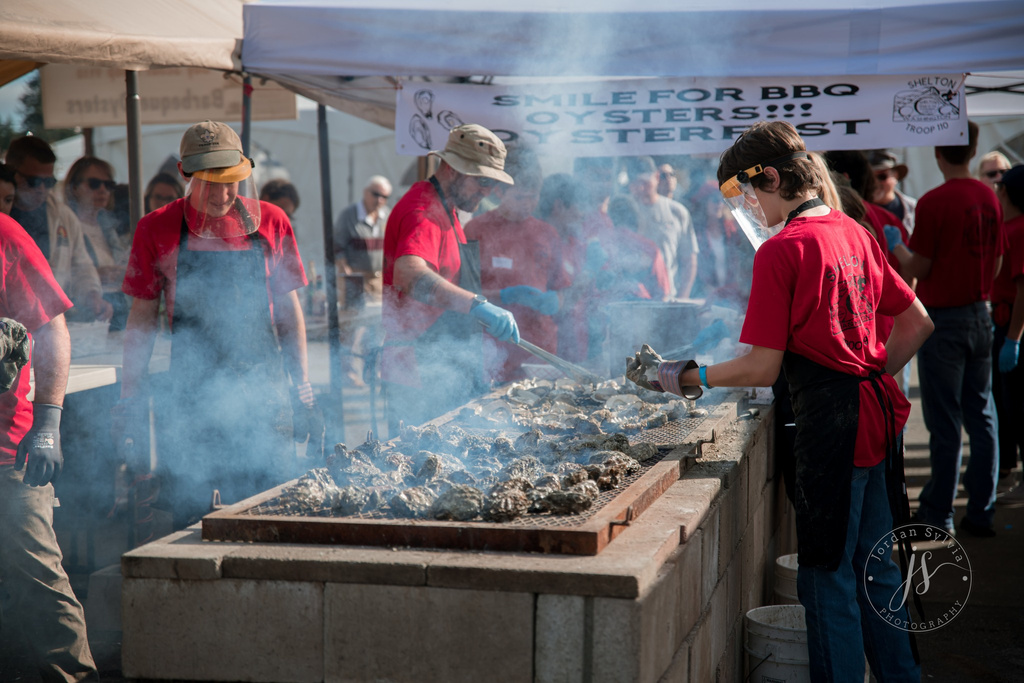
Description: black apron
158,215,292,523
782,351,908,570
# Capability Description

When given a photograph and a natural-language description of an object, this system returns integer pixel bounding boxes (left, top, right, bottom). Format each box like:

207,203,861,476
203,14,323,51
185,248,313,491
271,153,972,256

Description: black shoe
958,517,996,538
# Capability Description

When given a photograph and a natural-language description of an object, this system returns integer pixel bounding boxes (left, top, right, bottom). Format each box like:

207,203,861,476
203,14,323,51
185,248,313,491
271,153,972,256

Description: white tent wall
49,107,416,274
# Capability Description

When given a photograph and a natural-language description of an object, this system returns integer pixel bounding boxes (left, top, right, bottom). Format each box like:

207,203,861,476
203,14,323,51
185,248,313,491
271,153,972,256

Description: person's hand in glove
882,225,903,252
0,317,30,394
999,338,1020,373
470,301,521,344
15,404,63,486
291,382,325,457
500,286,560,316
625,343,703,399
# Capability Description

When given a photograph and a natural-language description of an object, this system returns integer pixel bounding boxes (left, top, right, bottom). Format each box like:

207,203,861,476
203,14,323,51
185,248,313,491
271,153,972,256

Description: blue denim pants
798,462,919,682
916,303,999,529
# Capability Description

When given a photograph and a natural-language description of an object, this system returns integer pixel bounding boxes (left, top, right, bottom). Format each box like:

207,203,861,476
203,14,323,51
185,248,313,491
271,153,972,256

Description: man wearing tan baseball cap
115,119,322,527
382,123,521,431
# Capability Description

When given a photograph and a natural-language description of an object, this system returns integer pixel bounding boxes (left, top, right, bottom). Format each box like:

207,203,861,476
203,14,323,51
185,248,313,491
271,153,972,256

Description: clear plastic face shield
719,152,807,251
183,157,261,239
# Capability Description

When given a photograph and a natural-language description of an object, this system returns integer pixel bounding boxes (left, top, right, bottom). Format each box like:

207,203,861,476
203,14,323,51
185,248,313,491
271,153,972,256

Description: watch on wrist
470,294,488,311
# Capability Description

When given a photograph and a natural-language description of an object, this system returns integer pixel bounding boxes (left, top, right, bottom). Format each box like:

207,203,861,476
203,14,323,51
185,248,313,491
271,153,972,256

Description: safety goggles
18,172,57,189
86,178,117,191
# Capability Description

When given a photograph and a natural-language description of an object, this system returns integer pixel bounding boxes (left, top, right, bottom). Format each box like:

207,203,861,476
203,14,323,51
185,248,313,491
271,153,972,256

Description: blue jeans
916,303,998,529
798,462,919,682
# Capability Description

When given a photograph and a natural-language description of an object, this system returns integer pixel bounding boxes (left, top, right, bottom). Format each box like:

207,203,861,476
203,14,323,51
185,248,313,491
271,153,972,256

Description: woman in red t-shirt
627,121,932,681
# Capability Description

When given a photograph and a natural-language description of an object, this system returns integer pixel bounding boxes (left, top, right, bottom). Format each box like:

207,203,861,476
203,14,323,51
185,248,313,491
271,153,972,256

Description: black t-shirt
11,204,50,260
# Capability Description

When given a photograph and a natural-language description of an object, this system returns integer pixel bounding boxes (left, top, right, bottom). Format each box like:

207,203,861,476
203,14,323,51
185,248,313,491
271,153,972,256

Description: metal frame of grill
201,390,736,555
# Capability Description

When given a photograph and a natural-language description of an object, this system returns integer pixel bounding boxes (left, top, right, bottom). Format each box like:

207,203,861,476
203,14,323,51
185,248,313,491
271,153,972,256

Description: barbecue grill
202,382,734,555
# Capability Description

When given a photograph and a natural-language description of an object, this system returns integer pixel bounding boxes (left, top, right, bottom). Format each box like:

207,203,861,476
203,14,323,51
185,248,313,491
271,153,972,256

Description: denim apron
159,213,292,524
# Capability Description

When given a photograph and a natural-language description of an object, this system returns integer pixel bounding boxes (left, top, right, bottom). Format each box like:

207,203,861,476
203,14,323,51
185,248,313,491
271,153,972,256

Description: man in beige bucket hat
115,120,322,527
382,123,520,431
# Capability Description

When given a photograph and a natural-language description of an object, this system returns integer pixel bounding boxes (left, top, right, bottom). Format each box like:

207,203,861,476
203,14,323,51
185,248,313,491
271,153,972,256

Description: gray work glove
0,318,30,394
626,343,703,400
15,404,63,486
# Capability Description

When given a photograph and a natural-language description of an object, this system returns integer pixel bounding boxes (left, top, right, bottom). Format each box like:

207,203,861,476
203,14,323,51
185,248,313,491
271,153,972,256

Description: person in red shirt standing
464,147,569,383
382,124,520,433
988,165,1024,493
0,214,97,681
114,120,318,527
626,121,931,681
890,120,1004,537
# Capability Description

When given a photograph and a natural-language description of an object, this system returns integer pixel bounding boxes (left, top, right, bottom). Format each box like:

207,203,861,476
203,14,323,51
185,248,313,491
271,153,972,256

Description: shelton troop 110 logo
864,522,972,633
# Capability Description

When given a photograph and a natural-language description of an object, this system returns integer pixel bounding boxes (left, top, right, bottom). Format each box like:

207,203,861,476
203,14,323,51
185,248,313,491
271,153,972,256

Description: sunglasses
659,171,675,180
86,178,117,191
474,176,498,189
18,172,57,189
984,169,1007,179
370,190,390,199
875,170,897,181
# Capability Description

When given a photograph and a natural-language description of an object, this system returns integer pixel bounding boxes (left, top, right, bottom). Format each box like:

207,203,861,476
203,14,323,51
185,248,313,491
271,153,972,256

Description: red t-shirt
382,180,466,386
464,211,571,382
909,178,1004,308
740,209,916,466
123,198,307,328
0,215,74,464
990,214,1024,326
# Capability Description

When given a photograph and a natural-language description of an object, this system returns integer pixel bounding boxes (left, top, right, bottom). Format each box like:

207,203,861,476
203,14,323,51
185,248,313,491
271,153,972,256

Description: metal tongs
477,319,604,384
514,337,605,385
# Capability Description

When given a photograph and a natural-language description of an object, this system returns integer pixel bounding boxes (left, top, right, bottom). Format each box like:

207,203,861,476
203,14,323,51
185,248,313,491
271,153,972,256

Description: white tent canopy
242,0,1024,126
0,0,245,77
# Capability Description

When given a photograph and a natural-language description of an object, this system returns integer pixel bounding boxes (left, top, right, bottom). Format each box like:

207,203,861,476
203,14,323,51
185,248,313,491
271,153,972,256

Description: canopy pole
124,71,143,235
318,104,345,446
241,74,252,157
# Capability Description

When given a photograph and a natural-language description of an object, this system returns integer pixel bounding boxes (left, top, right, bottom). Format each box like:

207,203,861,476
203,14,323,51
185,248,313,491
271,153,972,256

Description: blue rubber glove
15,404,63,486
470,302,521,344
500,286,559,316
882,225,902,252
999,339,1019,373
692,319,729,354
584,239,608,274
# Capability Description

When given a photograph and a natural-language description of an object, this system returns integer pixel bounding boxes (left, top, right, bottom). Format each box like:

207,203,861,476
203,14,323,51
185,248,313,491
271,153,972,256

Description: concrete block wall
120,401,797,682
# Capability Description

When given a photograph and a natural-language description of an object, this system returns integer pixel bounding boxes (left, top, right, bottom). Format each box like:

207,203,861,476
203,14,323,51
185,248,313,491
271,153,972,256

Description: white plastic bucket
774,553,800,605
745,605,811,682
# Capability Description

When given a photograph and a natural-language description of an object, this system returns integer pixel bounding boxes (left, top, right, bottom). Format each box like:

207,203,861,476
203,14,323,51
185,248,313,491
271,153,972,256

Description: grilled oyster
334,485,372,516
483,489,529,522
501,455,545,481
277,467,341,514
389,486,436,518
429,484,484,521
543,480,600,514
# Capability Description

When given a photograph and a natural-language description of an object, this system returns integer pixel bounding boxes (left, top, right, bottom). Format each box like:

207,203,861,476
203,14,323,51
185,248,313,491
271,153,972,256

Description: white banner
41,65,297,129
396,74,968,157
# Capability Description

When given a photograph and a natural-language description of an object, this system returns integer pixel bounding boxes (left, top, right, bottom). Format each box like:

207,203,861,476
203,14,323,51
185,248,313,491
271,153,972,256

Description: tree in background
0,72,76,153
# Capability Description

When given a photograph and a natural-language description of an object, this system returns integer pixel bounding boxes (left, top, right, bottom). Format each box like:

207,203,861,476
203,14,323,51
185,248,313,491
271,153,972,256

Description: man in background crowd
6,136,112,322
465,146,569,383
868,149,917,235
626,156,698,299
889,121,1003,537
335,175,392,387
977,150,1012,192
